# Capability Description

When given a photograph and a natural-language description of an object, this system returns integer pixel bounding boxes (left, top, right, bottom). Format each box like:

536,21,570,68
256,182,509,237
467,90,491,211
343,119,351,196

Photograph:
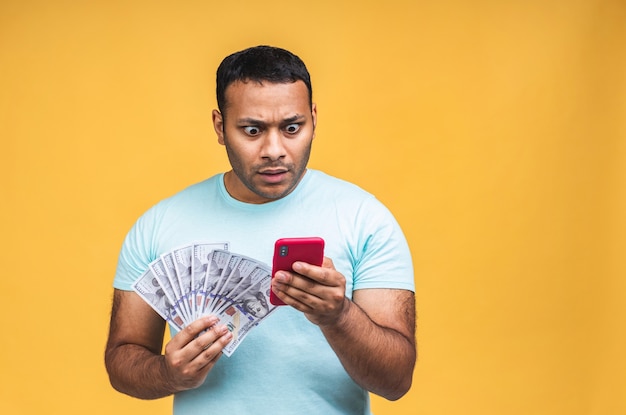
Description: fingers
275,257,335,286
169,315,219,348
162,316,233,391
187,317,233,358
275,259,342,295
192,324,233,365
184,325,231,377
272,259,346,318
292,257,335,282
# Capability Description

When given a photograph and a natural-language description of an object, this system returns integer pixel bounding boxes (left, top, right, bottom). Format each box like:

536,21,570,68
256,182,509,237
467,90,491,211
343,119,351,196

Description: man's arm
104,289,233,399
271,259,416,401
319,288,416,400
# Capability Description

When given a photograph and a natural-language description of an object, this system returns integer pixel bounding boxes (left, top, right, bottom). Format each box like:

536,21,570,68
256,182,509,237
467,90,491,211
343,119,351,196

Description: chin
251,184,293,201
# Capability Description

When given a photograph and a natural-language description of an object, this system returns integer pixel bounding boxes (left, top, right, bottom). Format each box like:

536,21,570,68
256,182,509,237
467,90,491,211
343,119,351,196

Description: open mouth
258,169,288,184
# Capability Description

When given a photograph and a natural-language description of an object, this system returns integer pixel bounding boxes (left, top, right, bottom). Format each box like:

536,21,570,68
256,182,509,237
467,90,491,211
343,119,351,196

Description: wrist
158,355,183,395
318,296,352,330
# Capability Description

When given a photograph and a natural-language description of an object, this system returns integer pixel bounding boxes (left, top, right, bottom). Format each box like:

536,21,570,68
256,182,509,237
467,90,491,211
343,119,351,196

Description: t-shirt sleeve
352,197,415,292
113,208,159,291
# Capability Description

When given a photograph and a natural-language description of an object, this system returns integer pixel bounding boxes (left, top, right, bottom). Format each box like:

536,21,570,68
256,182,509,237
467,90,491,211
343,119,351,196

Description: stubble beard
223,135,312,202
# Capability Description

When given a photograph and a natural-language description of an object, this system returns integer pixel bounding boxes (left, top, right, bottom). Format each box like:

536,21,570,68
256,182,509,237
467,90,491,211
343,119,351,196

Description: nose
261,128,286,161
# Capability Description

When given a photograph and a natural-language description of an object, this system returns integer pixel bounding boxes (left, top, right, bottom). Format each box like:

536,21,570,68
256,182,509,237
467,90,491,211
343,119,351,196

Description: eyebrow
283,114,306,124
236,114,306,126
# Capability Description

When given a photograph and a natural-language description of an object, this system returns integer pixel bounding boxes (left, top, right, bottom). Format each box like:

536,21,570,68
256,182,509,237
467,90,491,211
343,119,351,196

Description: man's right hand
162,316,233,392
105,289,233,399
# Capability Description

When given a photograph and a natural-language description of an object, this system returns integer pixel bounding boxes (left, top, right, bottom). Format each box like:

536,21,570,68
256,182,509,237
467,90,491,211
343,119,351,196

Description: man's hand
105,289,234,399
270,259,416,400
162,316,233,392
271,257,348,326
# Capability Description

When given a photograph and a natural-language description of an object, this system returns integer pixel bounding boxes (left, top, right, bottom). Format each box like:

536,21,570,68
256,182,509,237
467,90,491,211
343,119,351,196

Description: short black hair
216,45,313,113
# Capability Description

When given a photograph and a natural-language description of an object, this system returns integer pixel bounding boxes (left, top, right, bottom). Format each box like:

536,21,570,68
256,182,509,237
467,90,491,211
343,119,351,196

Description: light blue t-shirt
114,169,414,415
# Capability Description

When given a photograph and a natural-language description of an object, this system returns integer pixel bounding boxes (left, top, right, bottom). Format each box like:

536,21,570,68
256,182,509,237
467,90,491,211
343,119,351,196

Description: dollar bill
150,258,190,325
214,265,274,321
211,262,276,356
219,296,273,356
173,246,194,319
132,242,278,356
207,253,242,314
191,242,230,319
160,252,191,323
209,256,260,314
132,267,185,331
198,249,231,316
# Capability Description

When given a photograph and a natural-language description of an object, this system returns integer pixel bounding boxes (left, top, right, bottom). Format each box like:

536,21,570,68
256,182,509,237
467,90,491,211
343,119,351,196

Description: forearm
319,298,416,400
105,344,177,400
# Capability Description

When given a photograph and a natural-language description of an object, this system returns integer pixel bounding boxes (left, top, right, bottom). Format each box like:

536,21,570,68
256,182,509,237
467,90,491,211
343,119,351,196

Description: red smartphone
270,237,325,306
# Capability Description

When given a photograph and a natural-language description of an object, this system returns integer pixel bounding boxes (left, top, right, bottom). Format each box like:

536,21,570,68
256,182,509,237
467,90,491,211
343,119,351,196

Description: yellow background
1,1,624,414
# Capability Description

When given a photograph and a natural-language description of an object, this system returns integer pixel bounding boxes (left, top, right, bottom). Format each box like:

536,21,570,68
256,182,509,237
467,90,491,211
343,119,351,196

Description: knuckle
169,355,184,369
180,367,194,378
330,291,345,304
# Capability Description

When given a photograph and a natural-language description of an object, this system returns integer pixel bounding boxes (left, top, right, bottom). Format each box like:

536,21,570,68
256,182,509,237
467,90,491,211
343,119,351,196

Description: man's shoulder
141,174,222,218
160,174,221,203
305,170,397,221
306,169,373,198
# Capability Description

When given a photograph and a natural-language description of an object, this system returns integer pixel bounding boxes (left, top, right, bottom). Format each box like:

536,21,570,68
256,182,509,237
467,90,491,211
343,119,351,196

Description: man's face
212,80,317,204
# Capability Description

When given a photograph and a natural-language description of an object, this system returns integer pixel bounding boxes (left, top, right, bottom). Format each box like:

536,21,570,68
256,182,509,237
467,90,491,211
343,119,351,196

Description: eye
243,126,261,136
284,123,301,134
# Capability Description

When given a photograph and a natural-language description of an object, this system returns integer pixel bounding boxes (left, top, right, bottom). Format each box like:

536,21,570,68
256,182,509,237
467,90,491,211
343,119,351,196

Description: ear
311,103,317,139
212,109,225,145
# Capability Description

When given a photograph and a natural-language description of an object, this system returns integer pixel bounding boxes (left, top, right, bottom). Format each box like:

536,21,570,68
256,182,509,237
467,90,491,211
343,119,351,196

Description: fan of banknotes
132,242,277,356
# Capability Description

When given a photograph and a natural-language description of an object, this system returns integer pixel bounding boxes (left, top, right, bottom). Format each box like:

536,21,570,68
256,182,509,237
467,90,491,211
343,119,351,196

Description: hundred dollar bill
199,249,231,316
209,256,261,315
219,289,275,356
161,251,190,322
132,244,275,357
217,307,242,357
214,265,274,321
191,242,230,319
211,261,276,356
206,253,242,314
173,246,194,317
132,267,185,331
148,258,187,324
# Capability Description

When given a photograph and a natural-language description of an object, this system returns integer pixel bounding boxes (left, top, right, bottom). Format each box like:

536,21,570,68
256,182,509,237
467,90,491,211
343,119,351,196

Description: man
105,45,416,414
